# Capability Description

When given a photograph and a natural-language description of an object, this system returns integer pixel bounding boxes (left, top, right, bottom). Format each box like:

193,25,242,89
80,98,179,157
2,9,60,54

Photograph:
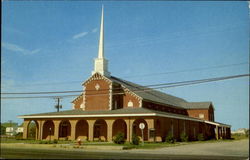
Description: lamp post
49,127,52,142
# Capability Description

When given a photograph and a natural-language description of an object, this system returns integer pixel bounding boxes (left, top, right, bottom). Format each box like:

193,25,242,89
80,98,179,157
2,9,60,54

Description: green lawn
1,135,248,150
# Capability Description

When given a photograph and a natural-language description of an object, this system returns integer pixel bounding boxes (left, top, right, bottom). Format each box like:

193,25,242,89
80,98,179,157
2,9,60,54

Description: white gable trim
82,72,112,86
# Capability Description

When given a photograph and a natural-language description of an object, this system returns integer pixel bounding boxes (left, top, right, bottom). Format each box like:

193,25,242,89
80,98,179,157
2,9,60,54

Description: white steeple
92,5,110,77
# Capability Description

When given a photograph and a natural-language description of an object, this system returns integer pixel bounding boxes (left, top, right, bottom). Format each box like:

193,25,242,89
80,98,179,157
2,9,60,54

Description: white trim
18,113,155,119
204,120,231,128
109,83,112,110
139,99,142,108
156,113,204,122
18,112,203,122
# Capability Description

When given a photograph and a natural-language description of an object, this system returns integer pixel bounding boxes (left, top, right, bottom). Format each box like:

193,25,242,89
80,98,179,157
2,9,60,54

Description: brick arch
59,120,71,139
133,119,148,141
93,119,107,141
27,120,39,140
42,120,54,140
75,119,89,141
112,119,127,139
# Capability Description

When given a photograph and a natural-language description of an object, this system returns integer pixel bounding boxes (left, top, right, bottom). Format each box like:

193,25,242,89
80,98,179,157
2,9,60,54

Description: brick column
215,126,219,140
53,120,61,140
69,120,78,140
124,118,135,142
87,120,95,141
228,128,231,139
22,120,30,139
145,118,155,142
106,119,115,142
37,120,44,140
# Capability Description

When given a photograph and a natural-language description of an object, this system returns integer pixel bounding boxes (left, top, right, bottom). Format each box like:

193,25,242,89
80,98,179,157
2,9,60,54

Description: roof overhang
18,113,203,122
204,120,231,128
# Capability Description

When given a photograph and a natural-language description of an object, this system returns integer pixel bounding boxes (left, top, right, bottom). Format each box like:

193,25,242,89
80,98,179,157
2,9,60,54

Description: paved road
1,139,249,159
130,139,249,157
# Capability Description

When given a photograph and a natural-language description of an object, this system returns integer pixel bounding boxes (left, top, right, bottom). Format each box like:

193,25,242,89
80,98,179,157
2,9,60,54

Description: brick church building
19,6,231,142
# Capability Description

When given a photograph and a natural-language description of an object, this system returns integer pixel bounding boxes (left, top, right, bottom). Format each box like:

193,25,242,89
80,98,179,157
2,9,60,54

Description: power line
122,62,249,78
2,62,248,88
1,74,249,99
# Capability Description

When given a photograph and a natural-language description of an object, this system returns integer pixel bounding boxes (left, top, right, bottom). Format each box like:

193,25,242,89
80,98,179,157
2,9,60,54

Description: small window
95,83,100,90
128,100,133,107
199,114,204,119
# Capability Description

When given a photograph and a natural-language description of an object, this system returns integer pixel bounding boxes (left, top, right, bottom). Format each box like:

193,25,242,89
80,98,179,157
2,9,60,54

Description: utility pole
54,97,62,112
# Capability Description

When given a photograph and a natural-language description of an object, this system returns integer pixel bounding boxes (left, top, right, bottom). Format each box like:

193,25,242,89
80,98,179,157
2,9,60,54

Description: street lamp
49,127,52,142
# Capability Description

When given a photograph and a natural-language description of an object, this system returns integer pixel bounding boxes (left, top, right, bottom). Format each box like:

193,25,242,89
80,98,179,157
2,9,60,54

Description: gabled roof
181,102,213,110
110,76,187,108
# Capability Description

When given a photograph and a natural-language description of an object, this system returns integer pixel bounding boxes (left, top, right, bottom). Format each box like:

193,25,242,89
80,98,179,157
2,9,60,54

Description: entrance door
94,125,100,139
61,126,68,137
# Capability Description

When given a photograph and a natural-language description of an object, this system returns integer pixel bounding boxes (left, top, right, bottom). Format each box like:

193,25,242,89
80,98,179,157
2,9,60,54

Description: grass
1,135,248,150
231,133,249,140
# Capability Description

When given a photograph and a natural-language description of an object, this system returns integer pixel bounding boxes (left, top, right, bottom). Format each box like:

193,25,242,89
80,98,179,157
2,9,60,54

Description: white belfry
92,5,110,77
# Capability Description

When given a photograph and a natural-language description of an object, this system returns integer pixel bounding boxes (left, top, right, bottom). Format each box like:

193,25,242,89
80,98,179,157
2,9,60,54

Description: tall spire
98,5,104,59
92,5,110,77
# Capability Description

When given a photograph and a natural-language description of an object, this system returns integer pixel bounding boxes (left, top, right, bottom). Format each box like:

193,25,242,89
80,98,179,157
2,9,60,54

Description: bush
165,132,175,143
53,139,58,144
245,129,249,137
180,132,188,142
131,134,140,145
197,133,204,141
15,132,23,140
113,132,126,144
39,140,53,144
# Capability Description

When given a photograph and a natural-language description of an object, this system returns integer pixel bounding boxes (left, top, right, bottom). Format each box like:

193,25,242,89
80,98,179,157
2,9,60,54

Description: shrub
113,132,126,144
165,132,175,143
197,133,204,141
180,132,188,142
131,134,140,145
245,129,249,137
15,132,23,140
53,139,58,144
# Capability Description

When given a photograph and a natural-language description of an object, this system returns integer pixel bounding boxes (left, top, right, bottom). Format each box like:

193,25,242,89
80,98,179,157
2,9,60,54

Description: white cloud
2,42,41,55
92,28,98,33
72,31,88,39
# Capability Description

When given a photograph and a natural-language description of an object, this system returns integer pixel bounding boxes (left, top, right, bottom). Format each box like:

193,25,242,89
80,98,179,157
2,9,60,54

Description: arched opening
93,119,107,141
75,120,89,141
112,119,127,139
27,120,39,140
42,120,54,140
132,119,148,141
59,120,71,140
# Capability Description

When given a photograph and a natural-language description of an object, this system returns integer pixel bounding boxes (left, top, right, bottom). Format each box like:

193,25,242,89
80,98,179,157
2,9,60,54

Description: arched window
128,100,133,107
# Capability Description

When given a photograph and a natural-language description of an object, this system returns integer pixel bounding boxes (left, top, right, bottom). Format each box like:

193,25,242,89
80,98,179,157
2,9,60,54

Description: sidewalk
1,143,124,151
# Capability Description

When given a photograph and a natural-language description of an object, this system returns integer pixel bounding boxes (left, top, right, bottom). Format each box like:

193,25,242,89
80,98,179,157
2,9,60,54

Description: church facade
19,7,231,142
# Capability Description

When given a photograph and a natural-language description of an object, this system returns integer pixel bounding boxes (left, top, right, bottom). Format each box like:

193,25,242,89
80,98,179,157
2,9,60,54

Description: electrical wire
1,74,249,99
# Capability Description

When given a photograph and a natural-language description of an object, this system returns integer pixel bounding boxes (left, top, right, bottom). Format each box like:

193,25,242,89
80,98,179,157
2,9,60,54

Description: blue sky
1,1,249,130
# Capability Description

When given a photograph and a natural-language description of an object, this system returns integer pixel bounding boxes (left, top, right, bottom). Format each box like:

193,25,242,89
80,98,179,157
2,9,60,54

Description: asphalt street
0,139,249,159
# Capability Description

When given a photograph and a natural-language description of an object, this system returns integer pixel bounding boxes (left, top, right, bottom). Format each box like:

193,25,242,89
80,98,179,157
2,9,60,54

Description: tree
1,125,6,135
28,122,36,139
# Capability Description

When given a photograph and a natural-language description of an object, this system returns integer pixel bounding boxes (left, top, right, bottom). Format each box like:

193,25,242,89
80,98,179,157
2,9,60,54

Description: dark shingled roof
19,107,202,121
110,76,212,109
110,76,187,108
181,102,213,109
